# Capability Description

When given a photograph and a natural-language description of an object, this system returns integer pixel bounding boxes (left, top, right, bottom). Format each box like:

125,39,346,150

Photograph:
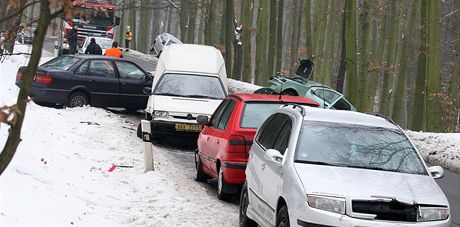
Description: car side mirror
428,166,444,179
265,149,283,166
146,72,153,79
143,87,152,95
196,115,209,125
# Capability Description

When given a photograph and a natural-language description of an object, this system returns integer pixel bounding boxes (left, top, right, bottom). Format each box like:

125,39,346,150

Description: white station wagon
240,105,450,227
143,44,228,140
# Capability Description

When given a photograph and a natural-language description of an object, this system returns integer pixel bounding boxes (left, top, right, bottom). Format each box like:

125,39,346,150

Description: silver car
240,105,451,227
149,33,182,57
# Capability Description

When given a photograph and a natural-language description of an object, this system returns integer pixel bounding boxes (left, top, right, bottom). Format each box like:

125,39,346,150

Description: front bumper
296,207,451,227
149,119,202,138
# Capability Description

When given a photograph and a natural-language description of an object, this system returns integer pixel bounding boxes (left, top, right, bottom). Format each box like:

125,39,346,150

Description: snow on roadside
0,46,237,226
228,78,261,94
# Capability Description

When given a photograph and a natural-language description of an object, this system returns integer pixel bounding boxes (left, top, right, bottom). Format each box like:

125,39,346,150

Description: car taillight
35,74,52,85
16,71,24,81
228,134,246,153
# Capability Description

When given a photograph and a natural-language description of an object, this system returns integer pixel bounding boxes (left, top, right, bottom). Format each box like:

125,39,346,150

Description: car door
249,113,287,223
209,99,236,174
114,61,150,109
260,114,293,223
74,59,120,107
199,99,230,172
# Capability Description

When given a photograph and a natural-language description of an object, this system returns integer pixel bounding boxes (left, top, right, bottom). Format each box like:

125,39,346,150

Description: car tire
67,92,89,108
217,167,232,201
281,89,298,96
276,204,290,227
239,182,257,227
195,151,209,182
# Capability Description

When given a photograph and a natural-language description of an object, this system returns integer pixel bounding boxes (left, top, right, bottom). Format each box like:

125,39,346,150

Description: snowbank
227,78,261,94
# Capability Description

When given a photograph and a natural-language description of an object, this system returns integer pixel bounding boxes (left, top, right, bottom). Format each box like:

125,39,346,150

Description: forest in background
1,0,459,133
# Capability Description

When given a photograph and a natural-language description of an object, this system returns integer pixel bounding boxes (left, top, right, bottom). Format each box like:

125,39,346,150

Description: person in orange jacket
104,41,123,58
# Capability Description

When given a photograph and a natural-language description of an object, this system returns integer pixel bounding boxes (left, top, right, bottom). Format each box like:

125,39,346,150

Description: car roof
229,93,319,106
300,106,398,129
67,55,125,60
159,44,225,75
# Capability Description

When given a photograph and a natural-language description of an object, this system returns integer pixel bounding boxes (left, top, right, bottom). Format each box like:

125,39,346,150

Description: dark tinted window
217,100,236,130
88,60,116,78
273,120,292,154
41,56,79,70
154,73,226,99
257,113,290,150
211,99,230,127
332,98,351,110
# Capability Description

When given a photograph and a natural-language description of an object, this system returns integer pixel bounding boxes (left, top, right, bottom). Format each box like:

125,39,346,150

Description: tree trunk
425,0,441,132
0,0,52,175
378,0,399,115
411,1,427,131
336,2,346,93
241,0,253,83
206,0,217,46
138,0,149,53
319,0,334,86
267,0,277,76
344,0,358,105
187,3,198,43
275,0,284,73
179,0,189,42
357,0,371,111
304,0,313,60
3,0,27,53
129,0,137,50
255,0,270,85
225,0,234,78
289,1,302,76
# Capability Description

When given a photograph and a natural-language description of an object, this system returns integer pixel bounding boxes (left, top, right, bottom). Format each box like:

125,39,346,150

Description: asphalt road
41,37,460,226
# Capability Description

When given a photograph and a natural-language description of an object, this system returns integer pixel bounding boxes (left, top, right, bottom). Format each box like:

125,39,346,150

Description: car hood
152,95,222,116
294,163,448,206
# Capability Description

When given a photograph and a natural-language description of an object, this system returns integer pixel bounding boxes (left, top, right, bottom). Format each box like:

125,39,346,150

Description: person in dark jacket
85,38,102,55
66,25,78,54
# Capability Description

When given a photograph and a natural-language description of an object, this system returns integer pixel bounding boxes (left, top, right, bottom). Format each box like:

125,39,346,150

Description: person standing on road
125,26,133,52
85,38,103,55
66,25,78,54
105,41,123,58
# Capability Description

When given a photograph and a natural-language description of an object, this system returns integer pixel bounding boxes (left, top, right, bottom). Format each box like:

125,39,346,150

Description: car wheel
67,92,89,108
276,204,290,227
281,89,298,96
217,167,232,201
195,151,209,182
239,182,257,227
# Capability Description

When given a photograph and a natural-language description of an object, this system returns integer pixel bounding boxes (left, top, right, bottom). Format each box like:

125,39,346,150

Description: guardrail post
141,120,154,172
54,40,59,57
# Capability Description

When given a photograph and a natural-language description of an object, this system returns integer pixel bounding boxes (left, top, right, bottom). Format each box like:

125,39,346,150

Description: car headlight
418,207,449,222
307,195,346,214
153,111,169,118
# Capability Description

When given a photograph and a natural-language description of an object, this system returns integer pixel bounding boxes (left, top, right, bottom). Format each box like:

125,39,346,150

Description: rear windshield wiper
294,160,340,166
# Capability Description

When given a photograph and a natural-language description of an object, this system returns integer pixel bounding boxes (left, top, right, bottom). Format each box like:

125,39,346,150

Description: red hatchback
195,93,319,200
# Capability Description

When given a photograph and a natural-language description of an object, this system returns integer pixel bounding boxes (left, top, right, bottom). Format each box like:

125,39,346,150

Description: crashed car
149,33,182,57
255,59,357,111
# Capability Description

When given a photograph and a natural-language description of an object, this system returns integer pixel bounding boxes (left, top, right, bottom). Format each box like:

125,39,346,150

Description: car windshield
241,102,287,128
85,38,113,49
295,121,427,175
154,73,226,99
41,56,80,70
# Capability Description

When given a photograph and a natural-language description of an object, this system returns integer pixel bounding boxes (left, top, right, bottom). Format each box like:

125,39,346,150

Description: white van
142,44,228,139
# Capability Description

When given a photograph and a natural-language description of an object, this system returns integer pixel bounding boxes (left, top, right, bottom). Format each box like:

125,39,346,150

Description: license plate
175,123,202,132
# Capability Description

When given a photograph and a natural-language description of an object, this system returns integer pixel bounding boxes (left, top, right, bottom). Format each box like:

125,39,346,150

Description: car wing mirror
146,72,154,80
265,149,283,166
196,115,209,125
143,87,152,95
428,166,444,179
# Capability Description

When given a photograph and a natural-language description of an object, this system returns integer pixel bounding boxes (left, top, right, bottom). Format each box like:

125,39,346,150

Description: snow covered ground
0,44,458,227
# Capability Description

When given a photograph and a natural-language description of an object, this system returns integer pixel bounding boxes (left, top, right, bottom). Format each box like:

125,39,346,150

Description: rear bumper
150,119,201,138
27,86,68,105
222,161,246,184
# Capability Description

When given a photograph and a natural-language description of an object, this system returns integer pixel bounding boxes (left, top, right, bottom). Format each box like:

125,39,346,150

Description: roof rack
281,104,306,116
364,112,395,124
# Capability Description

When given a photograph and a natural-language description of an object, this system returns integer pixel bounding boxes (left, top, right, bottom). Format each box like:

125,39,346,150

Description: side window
75,61,89,75
332,98,351,110
115,61,146,80
88,60,116,78
211,99,230,127
257,113,290,150
273,119,293,155
217,99,236,130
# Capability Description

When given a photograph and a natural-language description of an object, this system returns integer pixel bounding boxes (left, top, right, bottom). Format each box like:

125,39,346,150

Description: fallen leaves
0,104,21,129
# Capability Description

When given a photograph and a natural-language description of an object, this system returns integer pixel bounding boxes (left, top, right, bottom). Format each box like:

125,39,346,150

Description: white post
54,40,59,57
141,120,154,172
